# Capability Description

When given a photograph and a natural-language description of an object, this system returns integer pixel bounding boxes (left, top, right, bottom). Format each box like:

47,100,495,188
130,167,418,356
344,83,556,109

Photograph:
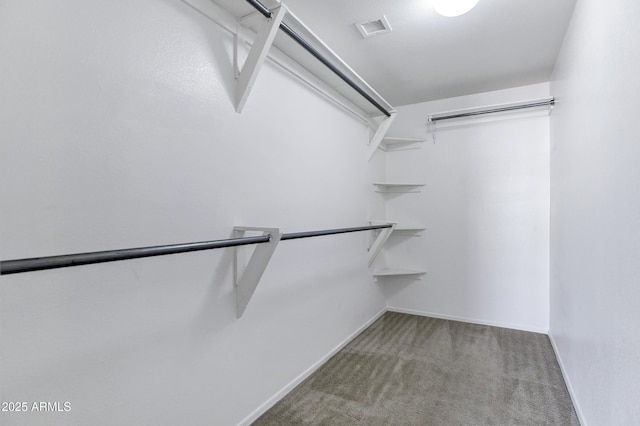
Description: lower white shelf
372,268,426,278
370,219,425,232
373,182,425,193
393,224,426,233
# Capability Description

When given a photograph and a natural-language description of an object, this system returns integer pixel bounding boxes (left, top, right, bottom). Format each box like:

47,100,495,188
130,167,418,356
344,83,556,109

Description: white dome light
434,0,480,17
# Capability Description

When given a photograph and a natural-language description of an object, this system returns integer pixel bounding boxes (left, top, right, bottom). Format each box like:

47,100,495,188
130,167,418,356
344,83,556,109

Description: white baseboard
386,306,549,334
548,331,587,426
237,307,387,426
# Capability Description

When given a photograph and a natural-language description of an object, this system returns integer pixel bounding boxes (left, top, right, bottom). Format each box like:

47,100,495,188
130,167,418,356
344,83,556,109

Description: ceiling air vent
355,15,392,38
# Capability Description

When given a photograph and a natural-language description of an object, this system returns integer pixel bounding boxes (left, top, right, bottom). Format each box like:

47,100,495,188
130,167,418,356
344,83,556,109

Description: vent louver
355,15,392,38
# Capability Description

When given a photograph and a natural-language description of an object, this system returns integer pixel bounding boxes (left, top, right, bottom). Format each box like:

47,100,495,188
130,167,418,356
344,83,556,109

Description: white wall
377,84,551,333
550,0,640,424
0,1,386,425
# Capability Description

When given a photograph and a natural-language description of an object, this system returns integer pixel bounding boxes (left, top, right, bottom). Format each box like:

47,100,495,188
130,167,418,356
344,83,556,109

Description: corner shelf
373,182,425,193
392,224,426,236
394,223,426,231
372,268,426,278
370,220,425,235
378,137,424,152
370,134,426,281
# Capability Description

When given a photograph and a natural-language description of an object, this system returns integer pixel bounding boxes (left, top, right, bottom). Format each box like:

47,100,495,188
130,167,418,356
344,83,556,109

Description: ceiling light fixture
434,0,479,17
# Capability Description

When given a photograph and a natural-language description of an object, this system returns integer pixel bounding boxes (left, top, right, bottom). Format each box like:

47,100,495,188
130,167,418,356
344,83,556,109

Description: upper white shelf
192,0,395,118
378,137,424,152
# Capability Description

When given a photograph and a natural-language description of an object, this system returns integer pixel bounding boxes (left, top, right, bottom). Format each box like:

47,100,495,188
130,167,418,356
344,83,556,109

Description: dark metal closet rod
281,224,391,241
0,224,392,275
0,236,271,275
430,98,555,122
244,0,392,118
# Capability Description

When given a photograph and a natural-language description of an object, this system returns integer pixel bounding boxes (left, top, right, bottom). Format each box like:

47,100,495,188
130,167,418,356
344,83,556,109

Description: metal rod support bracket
367,112,397,160
235,5,287,113
368,221,397,266
233,226,282,318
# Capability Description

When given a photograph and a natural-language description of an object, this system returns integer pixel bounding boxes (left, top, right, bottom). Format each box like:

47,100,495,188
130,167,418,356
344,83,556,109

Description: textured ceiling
279,0,578,106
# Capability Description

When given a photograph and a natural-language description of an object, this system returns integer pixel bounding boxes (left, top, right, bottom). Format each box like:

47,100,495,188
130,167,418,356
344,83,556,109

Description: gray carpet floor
254,312,579,425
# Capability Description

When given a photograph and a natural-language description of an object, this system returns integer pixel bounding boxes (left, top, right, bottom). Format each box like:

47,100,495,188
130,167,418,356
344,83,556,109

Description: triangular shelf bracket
234,226,282,318
367,112,397,160
368,221,397,266
234,5,287,113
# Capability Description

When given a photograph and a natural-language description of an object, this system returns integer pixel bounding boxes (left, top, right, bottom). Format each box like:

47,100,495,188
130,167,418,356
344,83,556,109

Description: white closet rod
428,98,555,122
